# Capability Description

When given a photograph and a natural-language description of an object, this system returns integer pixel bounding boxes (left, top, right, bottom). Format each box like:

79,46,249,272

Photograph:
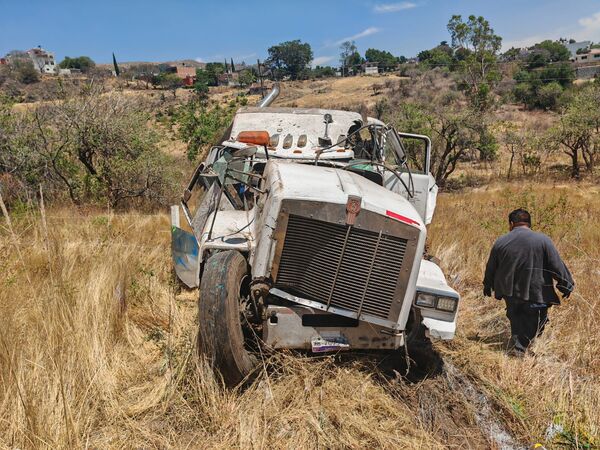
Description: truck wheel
197,250,258,386
406,308,428,345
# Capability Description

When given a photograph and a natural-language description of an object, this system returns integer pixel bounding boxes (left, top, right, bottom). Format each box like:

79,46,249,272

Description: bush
12,59,39,84
174,99,238,161
537,82,563,110
0,83,177,208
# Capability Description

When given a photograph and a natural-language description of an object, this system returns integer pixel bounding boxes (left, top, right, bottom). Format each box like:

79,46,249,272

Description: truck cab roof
228,107,384,160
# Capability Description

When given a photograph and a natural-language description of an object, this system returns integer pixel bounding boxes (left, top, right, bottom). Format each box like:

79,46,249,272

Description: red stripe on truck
385,210,420,226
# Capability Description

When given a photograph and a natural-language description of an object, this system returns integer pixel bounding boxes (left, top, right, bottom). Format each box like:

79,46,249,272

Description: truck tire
197,250,258,386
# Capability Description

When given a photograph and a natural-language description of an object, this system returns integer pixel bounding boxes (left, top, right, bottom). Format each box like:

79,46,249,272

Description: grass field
1,180,598,448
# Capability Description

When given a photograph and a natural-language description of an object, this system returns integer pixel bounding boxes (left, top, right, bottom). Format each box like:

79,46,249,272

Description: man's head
509,208,531,230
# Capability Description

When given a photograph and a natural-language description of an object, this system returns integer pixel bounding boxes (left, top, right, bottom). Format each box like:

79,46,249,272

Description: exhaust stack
257,83,280,108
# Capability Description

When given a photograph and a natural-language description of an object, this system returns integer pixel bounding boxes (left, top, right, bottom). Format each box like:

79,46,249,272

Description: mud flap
171,205,200,288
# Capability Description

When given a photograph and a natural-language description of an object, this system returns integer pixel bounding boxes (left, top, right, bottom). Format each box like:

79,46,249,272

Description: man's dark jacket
483,227,574,304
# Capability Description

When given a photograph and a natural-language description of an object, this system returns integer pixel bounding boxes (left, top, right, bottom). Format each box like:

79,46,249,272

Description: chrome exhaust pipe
257,83,280,107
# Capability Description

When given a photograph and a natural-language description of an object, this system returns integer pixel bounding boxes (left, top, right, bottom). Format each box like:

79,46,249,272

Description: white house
27,47,56,74
574,48,600,63
363,62,379,75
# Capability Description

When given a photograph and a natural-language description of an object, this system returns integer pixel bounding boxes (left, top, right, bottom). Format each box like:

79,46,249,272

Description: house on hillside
363,62,380,75
165,64,197,86
218,71,240,86
27,47,56,74
574,48,600,63
565,41,591,60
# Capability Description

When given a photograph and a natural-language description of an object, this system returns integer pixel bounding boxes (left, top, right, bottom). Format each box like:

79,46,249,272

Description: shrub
0,83,177,208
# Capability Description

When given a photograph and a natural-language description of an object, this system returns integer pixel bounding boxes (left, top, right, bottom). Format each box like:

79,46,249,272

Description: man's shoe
507,335,528,356
507,347,525,358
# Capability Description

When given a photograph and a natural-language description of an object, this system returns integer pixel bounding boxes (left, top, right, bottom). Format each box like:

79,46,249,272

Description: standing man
483,209,574,354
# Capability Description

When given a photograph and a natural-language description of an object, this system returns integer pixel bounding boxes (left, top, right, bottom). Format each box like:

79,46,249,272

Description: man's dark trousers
504,297,549,351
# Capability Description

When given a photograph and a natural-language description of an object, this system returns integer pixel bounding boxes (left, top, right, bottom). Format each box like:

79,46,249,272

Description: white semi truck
171,85,459,385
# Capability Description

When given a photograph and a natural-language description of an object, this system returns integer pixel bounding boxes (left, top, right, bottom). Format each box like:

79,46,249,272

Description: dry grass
275,75,406,110
0,208,446,448
2,180,598,448
429,182,600,448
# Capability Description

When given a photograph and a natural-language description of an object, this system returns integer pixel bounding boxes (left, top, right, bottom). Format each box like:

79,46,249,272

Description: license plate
311,335,350,353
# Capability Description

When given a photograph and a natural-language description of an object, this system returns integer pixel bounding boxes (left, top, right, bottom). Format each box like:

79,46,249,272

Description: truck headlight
415,292,437,308
436,296,458,312
415,292,458,313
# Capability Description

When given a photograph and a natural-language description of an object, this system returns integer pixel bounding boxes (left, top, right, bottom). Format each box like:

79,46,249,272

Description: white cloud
502,34,554,50
503,10,600,50
234,52,257,61
195,57,205,63
333,27,381,46
574,11,600,41
312,55,335,67
373,2,416,13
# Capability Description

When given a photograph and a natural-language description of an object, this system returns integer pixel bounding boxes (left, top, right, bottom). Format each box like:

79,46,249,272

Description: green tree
417,47,454,68
1,84,175,206
204,62,225,85
365,48,399,71
193,77,209,100
237,69,255,87
158,73,183,98
266,40,313,80
550,83,600,177
339,41,360,76
513,63,573,109
529,40,571,66
312,66,337,78
58,56,96,73
174,100,237,160
447,14,503,110
390,98,481,185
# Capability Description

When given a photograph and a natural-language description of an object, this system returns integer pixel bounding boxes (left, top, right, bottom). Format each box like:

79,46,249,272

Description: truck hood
264,160,425,230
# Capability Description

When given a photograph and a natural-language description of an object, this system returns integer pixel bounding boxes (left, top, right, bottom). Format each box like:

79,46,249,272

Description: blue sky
2,0,600,65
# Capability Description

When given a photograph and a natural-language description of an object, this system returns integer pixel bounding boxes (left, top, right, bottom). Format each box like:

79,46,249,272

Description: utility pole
257,58,265,98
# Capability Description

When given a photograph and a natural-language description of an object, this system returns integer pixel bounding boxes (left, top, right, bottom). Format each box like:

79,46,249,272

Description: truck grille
275,215,408,320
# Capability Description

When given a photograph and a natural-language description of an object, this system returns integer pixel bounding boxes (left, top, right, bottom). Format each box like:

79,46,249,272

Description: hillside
1,75,599,449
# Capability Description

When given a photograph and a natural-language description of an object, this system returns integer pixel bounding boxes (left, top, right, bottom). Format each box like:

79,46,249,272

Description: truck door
382,130,437,225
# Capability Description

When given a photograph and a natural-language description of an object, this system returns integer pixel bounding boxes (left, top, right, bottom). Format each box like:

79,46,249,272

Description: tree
58,56,96,73
530,40,571,63
391,99,480,185
193,77,209,100
339,41,360,76
447,15,502,109
202,63,226,86
266,40,313,80
1,84,176,206
513,63,573,109
365,48,399,71
417,47,453,68
174,100,238,160
237,69,255,87
551,83,600,177
158,73,183,98
312,66,336,78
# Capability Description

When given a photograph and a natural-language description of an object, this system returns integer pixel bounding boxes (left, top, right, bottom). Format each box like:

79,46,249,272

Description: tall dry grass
1,181,598,448
0,208,448,448
429,182,600,447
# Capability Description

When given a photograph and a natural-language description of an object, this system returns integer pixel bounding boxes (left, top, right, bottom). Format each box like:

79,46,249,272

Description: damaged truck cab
171,86,459,385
